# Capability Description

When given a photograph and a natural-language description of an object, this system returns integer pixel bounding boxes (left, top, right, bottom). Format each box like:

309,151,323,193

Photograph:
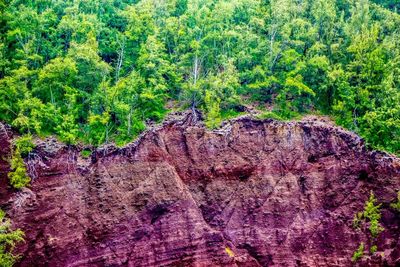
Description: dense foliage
0,209,24,267
372,0,400,12
0,0,399,153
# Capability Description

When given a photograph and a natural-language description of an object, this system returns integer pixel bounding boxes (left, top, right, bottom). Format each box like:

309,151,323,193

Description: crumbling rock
0,112,399,266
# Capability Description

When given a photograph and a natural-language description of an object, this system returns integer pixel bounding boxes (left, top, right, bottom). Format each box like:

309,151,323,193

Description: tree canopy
0,0,399,154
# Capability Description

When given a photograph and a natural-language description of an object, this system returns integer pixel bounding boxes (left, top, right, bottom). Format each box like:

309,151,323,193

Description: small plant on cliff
8,149,30,189
390,191,400,212
352,211,363,229
353,192,384,238
352,242,364,262
351,192,385,262
362,192,384,239
225,247,235,258
0,209,24,267
80,149,92,159
256,111,284,121
7,136,34,189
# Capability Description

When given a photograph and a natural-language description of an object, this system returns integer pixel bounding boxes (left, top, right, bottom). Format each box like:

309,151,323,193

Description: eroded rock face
0,113,399,266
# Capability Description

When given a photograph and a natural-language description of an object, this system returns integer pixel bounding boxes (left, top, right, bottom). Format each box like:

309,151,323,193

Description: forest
0,0,399,155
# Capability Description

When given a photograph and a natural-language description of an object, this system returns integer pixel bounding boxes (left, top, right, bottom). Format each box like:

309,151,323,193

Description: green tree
67,31,111,94
204,90,221,129
0,66,33,123
33,57,77,105
55,87,80,145
86,111,111,146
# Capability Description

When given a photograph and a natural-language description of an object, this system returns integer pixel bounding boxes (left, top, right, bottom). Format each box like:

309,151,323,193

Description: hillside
1,112,399,266
1,1,400,266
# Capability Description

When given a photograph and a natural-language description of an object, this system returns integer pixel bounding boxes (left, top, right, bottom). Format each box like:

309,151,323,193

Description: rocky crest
0,112,399,266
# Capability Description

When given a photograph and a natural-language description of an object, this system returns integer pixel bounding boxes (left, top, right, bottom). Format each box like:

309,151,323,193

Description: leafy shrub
352,211,363,229
220,109,244,121
56,114,79,145
351,192,385,261
256,111,284,121
0,209,24,267
352,242,364,262
80,149,92,159
8,149,30,189
362,192,384,238
13,135,34,157
8,136,33,189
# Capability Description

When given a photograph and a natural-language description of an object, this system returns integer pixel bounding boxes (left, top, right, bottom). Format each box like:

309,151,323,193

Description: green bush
7,136,33,189
352,211,363,229
80,149,92,159
256,111,284,121
220,109,244,121
352,242,364,262
351,192,385,262
363,192,384,238
13,135,35,157
204,90,222,129
8,149,30,189
0,209,24,267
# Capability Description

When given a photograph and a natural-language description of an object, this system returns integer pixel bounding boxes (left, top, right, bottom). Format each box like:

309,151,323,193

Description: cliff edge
0,112,399,266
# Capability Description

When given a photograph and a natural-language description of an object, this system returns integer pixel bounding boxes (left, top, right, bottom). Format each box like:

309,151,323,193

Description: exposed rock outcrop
0,112,399,266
